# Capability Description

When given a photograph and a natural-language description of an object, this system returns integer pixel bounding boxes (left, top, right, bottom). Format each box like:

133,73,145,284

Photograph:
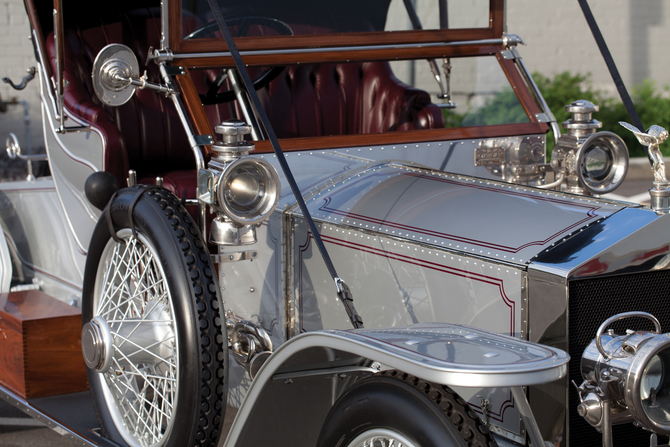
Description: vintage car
2,0,670,447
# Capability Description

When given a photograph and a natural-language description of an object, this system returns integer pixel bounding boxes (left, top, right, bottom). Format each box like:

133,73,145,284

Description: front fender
222,322,568,447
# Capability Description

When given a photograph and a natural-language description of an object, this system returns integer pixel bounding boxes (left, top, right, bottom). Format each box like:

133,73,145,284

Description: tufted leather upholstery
46,9,443,193
47,9,198,184
258,63,443,137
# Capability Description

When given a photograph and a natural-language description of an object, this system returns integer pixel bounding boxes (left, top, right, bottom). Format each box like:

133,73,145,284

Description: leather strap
104,185,162,244
204,1,364,329
578,0,651,163
128,185,161,238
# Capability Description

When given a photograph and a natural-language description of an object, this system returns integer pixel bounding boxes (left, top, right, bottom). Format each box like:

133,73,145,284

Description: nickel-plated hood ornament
620,122,670,213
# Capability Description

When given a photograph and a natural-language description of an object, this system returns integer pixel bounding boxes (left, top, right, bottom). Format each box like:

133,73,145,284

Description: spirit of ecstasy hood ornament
620,122,670,213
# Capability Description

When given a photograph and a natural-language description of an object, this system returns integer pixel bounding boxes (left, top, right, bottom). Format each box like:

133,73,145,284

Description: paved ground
603,179,653,204
0,398,80,447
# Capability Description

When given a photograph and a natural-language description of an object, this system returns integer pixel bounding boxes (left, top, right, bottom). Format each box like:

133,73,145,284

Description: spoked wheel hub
82,304,175,375
82,316,114,373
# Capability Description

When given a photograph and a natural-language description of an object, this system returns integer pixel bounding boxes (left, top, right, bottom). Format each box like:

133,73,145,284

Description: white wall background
0,0,42,154
1,0,669,152
506,0,670,96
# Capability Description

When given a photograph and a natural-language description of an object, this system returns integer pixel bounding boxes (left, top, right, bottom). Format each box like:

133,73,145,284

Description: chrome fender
222,322,568,447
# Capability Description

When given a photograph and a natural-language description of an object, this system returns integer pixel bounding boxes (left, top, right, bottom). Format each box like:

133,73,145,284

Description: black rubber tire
317,370,497,447
82,186,227,447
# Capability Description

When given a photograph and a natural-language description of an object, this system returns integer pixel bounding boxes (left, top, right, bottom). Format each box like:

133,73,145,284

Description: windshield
170,0,544,149
181,0,492,39
189,55,528,140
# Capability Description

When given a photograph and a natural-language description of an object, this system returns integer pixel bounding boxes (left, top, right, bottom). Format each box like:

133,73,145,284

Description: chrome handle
595,311,661,359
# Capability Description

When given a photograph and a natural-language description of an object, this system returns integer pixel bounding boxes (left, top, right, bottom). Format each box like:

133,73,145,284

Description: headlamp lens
581,145,611,181
641,350,670,425
216,157,280,226
641,355,663,401
225,167,264,212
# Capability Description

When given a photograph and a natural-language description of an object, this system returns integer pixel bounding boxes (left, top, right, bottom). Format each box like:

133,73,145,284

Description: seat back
46,10,443,184
47,8,198,183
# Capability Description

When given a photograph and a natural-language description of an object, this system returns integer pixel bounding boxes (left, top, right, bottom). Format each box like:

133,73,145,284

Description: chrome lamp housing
550,100,628,195
578,312,670,443
199,120,280,245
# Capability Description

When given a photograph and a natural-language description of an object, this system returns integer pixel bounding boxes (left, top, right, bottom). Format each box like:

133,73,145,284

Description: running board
0,384,121,447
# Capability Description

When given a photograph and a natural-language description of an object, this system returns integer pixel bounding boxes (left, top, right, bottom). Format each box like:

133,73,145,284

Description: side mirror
92,44,140,107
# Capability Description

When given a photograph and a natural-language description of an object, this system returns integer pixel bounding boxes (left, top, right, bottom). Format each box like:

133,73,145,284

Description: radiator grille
568,269,670,447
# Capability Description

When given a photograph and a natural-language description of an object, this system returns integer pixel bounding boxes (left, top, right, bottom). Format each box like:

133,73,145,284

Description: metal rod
602,399,613,447
173,38,507,60
53,3,65,133
511,387,546,447
228,69,264,141
535,172,565,190
158,63,207,238
513,56,560,146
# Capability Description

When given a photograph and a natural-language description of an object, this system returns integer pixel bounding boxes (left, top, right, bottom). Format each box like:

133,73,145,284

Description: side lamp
549,100,628,195
198,120,280,246
578,312,670,447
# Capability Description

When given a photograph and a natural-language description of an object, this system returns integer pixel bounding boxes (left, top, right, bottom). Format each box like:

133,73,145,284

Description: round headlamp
626,335,670,432
576,131,628,195
580,312,670,435
217,157,280,226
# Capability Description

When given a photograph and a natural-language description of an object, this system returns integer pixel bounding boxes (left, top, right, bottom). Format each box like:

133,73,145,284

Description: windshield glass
174,0,537,146
181,0,491,39
189,55,528,140
390,57,529,128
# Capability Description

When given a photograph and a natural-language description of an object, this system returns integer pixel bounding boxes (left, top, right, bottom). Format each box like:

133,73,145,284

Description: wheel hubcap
82,316,114,373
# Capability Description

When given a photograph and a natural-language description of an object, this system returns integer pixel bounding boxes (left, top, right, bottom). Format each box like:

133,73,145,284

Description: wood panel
178,27,498,55
176,45,500,69
490,0,504,37
0,291,88,399
175,69,214,157
497,54,549,135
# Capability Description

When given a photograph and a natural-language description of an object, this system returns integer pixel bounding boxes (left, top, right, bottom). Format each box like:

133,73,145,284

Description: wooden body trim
171,0,504,58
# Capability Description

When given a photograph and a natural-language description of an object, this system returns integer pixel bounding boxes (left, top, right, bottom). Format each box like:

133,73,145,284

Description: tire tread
144,188,226,447
375,370,497,447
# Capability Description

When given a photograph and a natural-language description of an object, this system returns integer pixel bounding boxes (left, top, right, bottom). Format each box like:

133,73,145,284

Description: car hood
289,160,627,266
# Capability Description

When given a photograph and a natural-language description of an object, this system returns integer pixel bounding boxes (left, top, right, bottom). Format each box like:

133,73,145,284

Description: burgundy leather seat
46,9,443,198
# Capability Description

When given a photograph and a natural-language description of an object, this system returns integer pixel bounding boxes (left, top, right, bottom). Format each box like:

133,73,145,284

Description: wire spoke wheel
82,186,227,447
94,230,178,447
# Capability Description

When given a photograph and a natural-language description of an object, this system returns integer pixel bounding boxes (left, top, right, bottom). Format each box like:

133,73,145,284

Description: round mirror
92,44,140,107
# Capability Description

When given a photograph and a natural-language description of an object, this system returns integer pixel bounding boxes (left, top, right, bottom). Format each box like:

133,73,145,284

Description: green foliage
440,71,670,158
533,71,670,157
462,89,529,126
442,88,528,128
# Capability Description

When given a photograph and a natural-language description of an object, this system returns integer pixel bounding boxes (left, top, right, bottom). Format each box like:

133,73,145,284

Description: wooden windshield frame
168,0,549,155
170,0,504,54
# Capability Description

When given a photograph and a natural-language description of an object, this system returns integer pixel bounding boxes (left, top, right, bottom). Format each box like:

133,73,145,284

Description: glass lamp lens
582,145,611,181
224,166,265,213
641,350,670,426
641,355,663,400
